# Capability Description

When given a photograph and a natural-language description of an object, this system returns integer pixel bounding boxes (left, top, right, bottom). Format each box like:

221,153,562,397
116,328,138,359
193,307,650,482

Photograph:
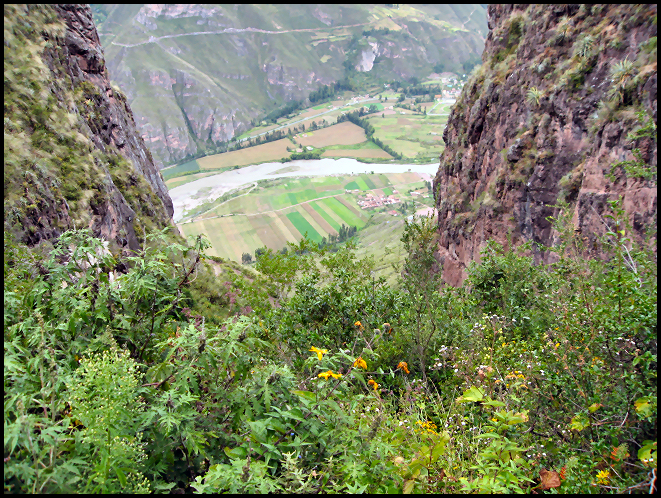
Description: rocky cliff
434,4,657,286
92,4,487,168
4,4,174,253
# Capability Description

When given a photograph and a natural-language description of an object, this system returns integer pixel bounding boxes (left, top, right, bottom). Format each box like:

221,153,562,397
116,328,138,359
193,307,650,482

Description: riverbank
169,157,439,223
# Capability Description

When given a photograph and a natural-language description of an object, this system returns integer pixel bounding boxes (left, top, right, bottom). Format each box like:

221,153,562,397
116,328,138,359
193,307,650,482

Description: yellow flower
318,370,342,380
397,361,410,374
353,357,368,370
368,379,379,391
309,346,328,361
595,469,611,484
354,320,364,330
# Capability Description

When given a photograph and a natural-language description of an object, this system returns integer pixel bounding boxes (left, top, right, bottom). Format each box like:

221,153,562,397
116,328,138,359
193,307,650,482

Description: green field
366,112,449,161
286,212,323,243
177,170,435,262
162,159,200,180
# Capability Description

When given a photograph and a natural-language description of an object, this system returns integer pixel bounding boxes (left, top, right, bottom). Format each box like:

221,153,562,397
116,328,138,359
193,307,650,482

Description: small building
306,146,313,151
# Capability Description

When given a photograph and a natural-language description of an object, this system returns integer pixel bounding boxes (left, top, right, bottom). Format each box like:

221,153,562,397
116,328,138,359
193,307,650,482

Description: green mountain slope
91,4,487,168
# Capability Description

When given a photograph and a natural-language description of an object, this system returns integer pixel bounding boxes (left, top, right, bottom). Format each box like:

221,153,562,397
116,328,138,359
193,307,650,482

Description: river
169,157,440,223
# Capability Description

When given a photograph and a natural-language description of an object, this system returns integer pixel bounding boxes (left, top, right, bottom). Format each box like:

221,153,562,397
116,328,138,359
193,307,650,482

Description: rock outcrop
4,4,174,253
434,4,657,286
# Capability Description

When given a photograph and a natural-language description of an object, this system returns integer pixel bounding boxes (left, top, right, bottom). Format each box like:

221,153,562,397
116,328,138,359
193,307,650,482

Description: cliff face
4,4,174,253
434,4,657,286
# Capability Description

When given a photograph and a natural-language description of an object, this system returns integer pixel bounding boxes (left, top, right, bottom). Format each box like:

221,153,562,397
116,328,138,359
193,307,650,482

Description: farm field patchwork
178,174,384,261
177,172,433,262
164,94,456,188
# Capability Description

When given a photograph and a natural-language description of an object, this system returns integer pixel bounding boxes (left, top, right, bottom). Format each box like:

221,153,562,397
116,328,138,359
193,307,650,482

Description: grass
344,177,370,191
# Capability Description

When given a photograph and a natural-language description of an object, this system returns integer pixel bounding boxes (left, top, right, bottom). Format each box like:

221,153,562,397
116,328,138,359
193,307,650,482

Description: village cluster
352,190,401,211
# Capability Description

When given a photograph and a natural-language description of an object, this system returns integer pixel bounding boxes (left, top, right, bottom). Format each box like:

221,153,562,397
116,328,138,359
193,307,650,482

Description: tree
242,252,253,264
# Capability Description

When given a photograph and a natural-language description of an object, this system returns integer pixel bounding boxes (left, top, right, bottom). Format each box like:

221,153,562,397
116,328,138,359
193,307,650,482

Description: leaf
115,467,127,488
291,390,316,402
224,446,248,460
569,413,590,431
403,479,415,494
539,469,561,490
456,386,485,403
634,397,653,418
475,432,501,439
638,440,657,466
507,410,529,425
588,403,603,413
482,399,506,407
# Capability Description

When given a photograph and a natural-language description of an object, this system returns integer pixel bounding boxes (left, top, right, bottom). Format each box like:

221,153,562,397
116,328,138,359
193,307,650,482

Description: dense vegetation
4,197,656,493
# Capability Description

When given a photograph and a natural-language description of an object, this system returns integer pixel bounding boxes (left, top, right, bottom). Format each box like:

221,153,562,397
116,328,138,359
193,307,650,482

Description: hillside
91,4,487,168
434,4,657,286
4,4,173,253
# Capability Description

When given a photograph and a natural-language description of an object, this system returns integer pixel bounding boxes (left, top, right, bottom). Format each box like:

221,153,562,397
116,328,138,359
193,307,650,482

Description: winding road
110,21,378,48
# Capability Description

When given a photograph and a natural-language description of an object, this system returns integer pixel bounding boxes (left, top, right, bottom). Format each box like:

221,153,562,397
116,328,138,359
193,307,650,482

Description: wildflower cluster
414,420,438,435
505,370,526,380
318,370,342,380
595,469,611,485
430,345,457,370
